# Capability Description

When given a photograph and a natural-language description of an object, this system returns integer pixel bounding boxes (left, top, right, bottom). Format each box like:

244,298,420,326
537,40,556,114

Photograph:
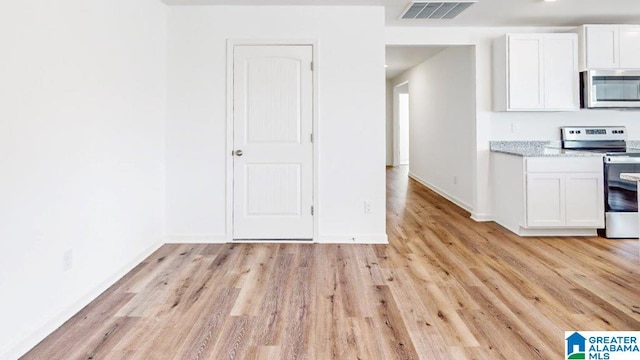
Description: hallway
23,167,640,359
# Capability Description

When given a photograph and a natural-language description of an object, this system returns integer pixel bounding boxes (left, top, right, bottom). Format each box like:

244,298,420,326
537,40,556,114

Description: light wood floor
23,166,640,359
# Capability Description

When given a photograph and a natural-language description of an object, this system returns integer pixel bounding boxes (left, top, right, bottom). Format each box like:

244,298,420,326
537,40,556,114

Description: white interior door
233,45,313,240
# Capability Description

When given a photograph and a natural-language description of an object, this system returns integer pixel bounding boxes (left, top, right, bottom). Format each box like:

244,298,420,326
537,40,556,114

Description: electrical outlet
63,250,73,272
364,201,372,214
511,122,519,133
453,176,458,185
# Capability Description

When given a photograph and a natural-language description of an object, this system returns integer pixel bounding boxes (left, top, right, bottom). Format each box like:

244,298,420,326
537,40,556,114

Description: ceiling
385,46,446,79
163,0,640,27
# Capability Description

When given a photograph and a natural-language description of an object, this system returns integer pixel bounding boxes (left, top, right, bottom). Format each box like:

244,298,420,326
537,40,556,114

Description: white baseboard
471,212,493,222
3,241,162,360
517,227,598,237
166,234,389,245
318,234,388,244
165,234,227,244
230,239,314,244
408,172,473,212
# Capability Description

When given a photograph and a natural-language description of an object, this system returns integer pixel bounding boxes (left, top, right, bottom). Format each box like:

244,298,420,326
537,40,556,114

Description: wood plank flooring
23,166,640,359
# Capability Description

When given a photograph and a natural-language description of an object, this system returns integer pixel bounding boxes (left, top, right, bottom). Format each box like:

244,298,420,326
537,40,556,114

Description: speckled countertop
621,173,640,182
628,140,640,149
490,141,606,157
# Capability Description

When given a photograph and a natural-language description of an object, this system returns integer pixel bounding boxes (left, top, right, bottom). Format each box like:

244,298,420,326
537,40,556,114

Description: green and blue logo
565,331,640,360
566,332,586,359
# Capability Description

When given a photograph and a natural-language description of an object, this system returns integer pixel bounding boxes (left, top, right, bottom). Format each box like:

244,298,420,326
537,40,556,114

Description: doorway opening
393,82,410,167
384,44,477,214
385,45,447,169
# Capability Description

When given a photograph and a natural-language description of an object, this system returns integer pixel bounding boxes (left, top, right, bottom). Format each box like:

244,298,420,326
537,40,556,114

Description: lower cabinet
526,173,565,227
526,172,604,228
564,173,605,227
491,153,604,236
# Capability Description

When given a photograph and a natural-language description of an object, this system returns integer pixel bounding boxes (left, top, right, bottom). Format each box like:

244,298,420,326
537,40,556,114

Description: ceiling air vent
401,1,477,20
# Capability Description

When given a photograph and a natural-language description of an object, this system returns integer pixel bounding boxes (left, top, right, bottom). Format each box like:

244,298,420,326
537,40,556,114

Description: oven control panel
561,126,627,141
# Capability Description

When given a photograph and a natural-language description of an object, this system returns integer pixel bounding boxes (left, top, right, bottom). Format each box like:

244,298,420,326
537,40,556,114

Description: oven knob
577,131,581,134
621,130,625,133
570,130,575,134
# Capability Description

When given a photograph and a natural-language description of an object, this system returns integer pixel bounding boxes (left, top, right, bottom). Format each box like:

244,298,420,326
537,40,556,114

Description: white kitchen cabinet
581,25,618,69
565,173,605,227
526,173,565,227
525,172,604,228
544,35,580,110
579,25,640,70
619,25,640,69
504,35,543,110
491,153,604,236
493,33,579,111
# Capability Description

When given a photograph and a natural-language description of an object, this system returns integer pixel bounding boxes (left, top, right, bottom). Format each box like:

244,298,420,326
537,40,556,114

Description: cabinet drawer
525,157,603,173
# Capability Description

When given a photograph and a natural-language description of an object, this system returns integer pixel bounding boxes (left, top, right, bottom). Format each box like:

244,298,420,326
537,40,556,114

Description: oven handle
605,156,640,164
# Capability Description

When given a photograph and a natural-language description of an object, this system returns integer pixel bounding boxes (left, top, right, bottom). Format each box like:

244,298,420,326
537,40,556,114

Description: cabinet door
585,25,619,69
565,173,604,228
526,173,565,227
544,34,579,110
619,25,640,68
508,35,544,110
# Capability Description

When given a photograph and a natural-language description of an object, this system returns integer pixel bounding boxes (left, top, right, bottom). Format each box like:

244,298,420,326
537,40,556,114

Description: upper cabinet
620,26,640,68
579,25,640,70
493,33,579,112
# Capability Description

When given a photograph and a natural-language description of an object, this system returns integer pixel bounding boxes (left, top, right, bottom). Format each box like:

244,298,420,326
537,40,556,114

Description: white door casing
392,81,409,167
232,45,314,240
398,93,410,165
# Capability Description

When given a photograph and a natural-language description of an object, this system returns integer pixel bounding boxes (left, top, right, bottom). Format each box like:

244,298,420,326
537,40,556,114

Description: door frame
225,39,319,243
392,81,409,167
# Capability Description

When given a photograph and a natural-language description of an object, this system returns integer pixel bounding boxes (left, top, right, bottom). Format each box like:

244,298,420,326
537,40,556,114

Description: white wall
388,47,476,210
492,110,640,140
0,1,167,358
386,79,394,165
167,6,387,243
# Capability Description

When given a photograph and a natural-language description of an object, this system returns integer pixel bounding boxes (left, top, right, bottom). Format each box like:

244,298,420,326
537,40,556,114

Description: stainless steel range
562,126,640,238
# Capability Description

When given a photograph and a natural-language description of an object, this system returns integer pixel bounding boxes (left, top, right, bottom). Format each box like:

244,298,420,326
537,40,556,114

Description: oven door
604,157,640,212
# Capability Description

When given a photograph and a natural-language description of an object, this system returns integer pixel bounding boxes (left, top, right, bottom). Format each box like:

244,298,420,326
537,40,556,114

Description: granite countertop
621,173,640,182
490,141,605,157
627,140,640,150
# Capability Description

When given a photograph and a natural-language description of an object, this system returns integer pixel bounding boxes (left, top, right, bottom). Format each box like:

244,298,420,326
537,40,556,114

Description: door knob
234,149,243,156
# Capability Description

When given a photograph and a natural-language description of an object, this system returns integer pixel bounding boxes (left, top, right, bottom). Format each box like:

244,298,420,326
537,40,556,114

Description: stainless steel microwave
581,70,640,108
